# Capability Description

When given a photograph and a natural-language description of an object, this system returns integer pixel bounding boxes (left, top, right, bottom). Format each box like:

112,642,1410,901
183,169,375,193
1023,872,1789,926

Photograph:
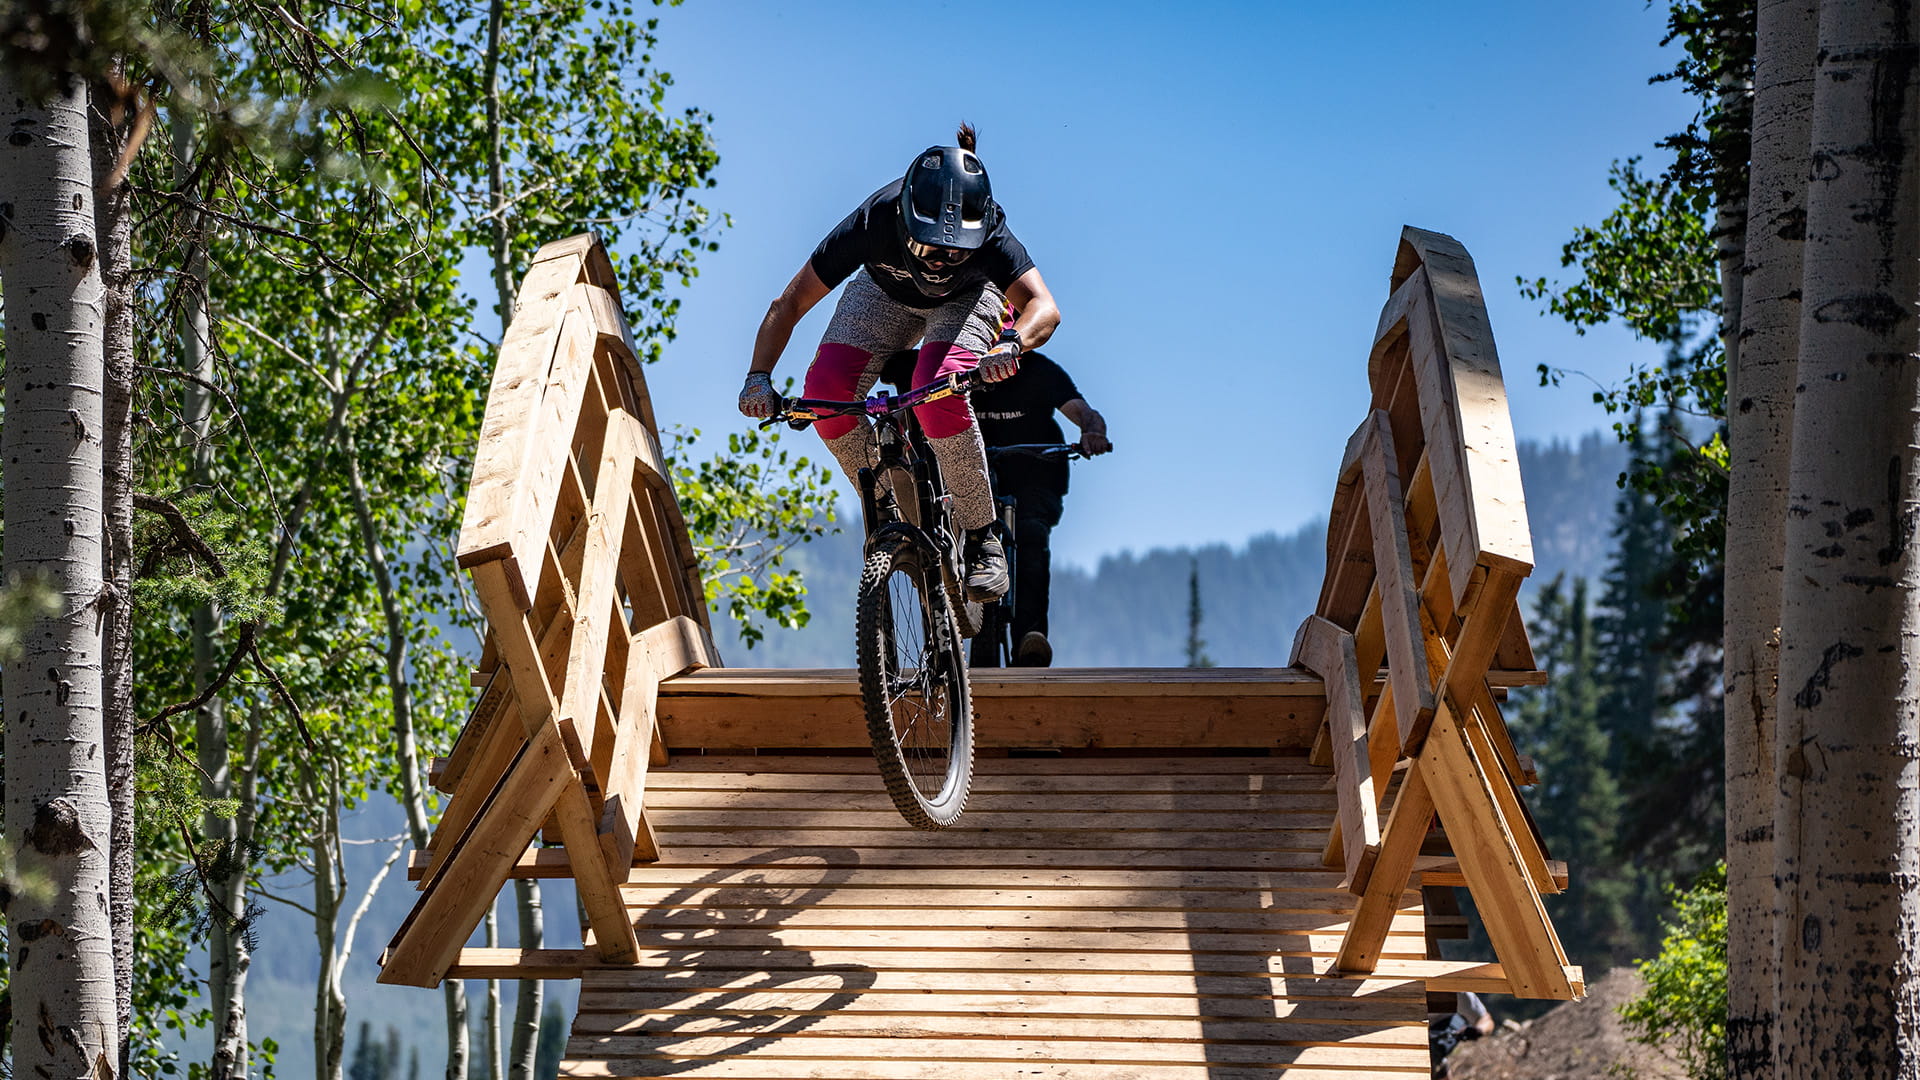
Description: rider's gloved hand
738,371,781,419
979,331,1022,384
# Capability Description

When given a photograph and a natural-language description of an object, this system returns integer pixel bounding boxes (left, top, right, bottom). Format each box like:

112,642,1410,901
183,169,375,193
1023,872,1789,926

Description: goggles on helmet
906,239,973,265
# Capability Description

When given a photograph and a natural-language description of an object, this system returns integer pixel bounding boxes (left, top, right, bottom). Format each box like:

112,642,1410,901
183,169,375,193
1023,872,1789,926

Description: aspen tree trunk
89,74,138,1080
340,431,468,1078
1771,1,1920,1072
312,760,346,1080
482,5,545,1071
506,880,543,1080
1725,2,1816,1074
173,109,250,1080
0,67,121,1080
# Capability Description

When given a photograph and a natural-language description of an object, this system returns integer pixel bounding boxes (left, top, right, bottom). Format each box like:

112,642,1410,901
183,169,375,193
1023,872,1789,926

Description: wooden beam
1312,957,1584,997
458,252,591,573
1291,617,1379,893
1334,764,1432,972
1418,856,1568,892
1398,227,1534,591
380,722,578,987
471,560,639,965
1358,410,1438,747
442,947,594,981
1416,708,1573,999
658,669,1330,751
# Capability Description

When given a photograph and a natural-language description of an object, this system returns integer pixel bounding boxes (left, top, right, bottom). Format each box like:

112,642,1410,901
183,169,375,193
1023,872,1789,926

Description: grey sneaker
963,529,1009,601
1015,631,1053,668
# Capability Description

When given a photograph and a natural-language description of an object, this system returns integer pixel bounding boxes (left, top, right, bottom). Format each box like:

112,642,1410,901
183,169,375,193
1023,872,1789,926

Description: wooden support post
471,560,640,965
1357,410,1438,748
1292,617,1380,893
1335,765,1433,972
1417,707,1573,999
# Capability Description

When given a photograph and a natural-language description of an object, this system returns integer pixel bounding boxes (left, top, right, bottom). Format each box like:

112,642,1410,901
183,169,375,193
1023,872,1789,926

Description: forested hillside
723,433,1627,667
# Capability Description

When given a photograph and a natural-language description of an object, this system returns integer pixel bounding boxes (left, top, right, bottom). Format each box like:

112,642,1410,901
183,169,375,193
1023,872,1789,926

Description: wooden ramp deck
563,752,1433,1079
381,228,1584,1079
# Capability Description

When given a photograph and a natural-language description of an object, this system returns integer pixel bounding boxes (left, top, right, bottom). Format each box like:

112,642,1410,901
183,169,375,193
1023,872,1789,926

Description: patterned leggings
801,270,1001,530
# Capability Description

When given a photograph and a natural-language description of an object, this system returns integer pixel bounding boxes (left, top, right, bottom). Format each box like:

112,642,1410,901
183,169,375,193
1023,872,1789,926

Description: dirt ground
1445,968,1687,1080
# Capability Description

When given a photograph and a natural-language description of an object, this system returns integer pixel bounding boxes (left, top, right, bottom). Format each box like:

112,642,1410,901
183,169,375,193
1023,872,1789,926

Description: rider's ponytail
956,122,977,153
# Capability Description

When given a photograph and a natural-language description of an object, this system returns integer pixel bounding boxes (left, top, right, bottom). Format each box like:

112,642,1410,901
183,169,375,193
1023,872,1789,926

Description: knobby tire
856,536,974,828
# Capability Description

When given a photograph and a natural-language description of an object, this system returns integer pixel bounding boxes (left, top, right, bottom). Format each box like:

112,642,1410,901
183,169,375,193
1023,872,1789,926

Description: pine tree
1185,558,1215,668
1514,577,1637,970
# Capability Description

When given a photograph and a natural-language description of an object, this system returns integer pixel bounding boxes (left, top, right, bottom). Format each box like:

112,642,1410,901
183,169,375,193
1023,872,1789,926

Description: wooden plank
583,285,658,435
646,787,1337,812
414,844,1360,879
1290,617,1378,893
666,667,1327,698
1415,708,1573,999
1461,702,1558,896
650,754,1322,775
561,1063,1430,1080
1359,410,1438,747
1398,227,1534,584
1334,766,1432,973
638,615,720,680
585,940,1431,977
1418,857,1568,892
645,828,1335,851
472,560,641,965
577,990,1423,1023
504,294,603,608
1315,448,1374,629
1368,265,1426,397
617,926,1432,957
1317,957,1583,997
581,967,1430,1000
445,946,593,980
380,721,577,987
558,412,641,767
1405,285,1480,607
623,905,1424,935
569,1010,1426,1045
561,1035,1429,1068
458,252,590,571
426,680,522,862
439,668,514,795
600,620,664,870
642,807,1336,829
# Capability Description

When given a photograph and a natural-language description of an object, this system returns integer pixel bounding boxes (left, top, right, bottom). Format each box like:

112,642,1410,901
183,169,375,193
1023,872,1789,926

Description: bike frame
764,370,982,576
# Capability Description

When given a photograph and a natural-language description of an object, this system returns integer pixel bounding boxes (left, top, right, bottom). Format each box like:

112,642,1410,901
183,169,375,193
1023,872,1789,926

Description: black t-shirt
810,180,1035,309
977,352,1083,495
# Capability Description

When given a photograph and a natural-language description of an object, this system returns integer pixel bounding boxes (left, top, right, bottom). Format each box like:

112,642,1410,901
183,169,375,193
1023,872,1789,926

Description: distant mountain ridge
722,432,1629,667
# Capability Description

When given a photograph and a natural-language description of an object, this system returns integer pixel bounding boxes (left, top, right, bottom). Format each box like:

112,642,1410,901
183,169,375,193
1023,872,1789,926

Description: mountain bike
761,371,983,828
971,443,1082,668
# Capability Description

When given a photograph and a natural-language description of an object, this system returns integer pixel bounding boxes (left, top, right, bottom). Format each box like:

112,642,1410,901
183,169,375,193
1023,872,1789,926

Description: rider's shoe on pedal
1015,631,1053,668
964,528,1010,601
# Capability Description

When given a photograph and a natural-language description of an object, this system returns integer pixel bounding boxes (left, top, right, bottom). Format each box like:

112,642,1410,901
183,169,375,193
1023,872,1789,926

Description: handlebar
986,443,1084,462
758,368,987,431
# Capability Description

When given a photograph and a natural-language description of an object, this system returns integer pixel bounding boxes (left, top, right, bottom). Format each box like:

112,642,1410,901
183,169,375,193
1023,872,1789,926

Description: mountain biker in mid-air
736,123,1060,602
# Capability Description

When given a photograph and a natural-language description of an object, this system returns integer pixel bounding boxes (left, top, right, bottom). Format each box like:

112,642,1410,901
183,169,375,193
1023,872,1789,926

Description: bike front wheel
857,535,975,828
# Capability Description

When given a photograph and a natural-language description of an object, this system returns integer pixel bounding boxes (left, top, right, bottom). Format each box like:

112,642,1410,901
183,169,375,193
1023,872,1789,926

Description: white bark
89,73,137,1079
1726,2,1816,1075
172,108,250,1080
0,67,121,1080
340,430,469,1078
1771,0,1920,1072
506,880,543,1080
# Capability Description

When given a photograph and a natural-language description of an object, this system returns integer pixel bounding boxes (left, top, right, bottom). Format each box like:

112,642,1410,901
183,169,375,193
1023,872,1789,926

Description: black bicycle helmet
901,124,993,251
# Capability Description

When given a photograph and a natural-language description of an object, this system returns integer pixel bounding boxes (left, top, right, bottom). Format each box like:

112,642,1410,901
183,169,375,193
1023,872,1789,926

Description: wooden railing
379,234,719,989
1293,227,1579,999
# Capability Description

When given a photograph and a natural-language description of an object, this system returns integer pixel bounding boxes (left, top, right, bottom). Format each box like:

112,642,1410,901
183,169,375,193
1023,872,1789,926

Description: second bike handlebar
759,368,988,431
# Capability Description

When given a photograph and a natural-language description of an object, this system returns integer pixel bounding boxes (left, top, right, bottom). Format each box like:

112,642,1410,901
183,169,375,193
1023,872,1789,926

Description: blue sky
609,1,1693,566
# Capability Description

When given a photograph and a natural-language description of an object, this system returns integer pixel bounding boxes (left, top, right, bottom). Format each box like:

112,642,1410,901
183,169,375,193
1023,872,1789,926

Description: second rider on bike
736,123,1060,602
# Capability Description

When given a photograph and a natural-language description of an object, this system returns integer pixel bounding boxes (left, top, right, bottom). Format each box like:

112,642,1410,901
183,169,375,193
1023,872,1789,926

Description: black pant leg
1011,486,1063,642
